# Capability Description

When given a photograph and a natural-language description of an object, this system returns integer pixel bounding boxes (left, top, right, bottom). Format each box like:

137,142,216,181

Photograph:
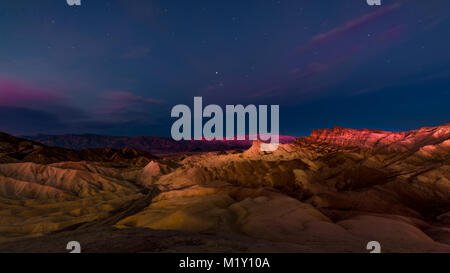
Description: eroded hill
0,125,449,253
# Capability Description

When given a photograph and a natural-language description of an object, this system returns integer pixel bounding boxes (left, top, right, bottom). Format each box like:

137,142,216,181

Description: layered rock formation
297,125,450,153
0,125,449,253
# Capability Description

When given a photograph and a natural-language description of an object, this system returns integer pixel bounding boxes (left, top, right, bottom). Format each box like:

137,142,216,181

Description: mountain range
24,134,296,155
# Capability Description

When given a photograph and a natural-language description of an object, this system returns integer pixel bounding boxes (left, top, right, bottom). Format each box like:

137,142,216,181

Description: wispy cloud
95,91,163,122
296,2,402,53
0,80,167,135
377,24,406,42
0,78,66,107
0,78,88,134
289,63,330,79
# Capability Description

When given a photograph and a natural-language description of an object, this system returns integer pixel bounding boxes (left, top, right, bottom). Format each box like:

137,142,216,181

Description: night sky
0,0,449,137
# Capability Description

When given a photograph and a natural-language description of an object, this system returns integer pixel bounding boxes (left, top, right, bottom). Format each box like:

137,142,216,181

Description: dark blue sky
0,0,449,136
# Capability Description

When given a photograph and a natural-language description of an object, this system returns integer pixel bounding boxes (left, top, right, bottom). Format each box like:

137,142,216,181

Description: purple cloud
0,79,89,134
377,24,406,42
0,78,67,107
296,2,402,53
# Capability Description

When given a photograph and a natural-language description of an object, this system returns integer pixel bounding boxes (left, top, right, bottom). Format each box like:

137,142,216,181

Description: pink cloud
296,2,402,53
377,24,406,42
0,78,66,107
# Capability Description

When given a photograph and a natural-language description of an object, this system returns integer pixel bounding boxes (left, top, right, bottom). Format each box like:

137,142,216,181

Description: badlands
0,125,449,252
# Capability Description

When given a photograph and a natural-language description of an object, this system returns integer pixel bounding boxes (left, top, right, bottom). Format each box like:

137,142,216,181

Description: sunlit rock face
0,125,449,253
297,124,450,153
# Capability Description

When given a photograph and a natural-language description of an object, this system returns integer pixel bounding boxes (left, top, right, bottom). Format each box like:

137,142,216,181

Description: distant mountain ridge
0,132,156,166
23,134,297,155
22,124,450,155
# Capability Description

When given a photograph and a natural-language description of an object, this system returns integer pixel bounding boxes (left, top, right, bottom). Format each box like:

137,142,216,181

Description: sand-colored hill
0,125,449,252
